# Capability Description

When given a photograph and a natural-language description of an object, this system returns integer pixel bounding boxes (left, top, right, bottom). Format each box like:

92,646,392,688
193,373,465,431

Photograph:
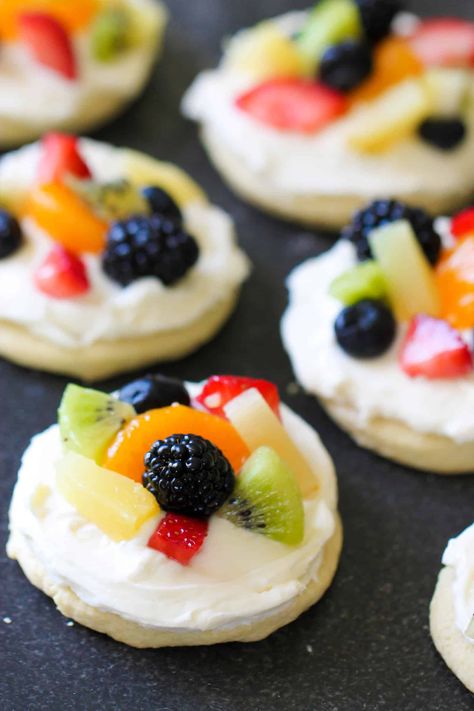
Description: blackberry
319,40,373,93
143,434,235,518
102,214,199,287
418,117,467,152
355,0,403,43
0,209,22,259
141,186,182,224
119,374,190,414
335,299,396,358
342,199,442,265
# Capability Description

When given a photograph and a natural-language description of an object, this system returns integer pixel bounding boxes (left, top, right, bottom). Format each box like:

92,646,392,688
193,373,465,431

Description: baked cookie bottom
430,566,474,693
201,127,473,230
7,514,342,648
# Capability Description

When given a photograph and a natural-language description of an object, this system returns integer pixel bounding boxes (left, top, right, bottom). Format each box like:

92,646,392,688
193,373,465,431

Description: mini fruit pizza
183,0,474,228
0,0,166,147
282,200,474,473
0,134,249,379
7,374,341,647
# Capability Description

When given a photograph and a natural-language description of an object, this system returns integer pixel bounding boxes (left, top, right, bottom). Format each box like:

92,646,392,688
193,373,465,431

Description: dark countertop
1,1,473,709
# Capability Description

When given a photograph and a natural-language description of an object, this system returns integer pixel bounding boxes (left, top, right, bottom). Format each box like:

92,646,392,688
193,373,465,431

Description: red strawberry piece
147,514,208,565
195,375,281,419
399,314,473,379
451,207,474,240
34,245,89,299
18,12,77,80
38,133,92,184
408,18,474,68
235,79,347,133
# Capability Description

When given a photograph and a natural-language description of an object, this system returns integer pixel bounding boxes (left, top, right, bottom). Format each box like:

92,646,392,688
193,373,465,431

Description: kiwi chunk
220,446,304,545
68,177,150,222
91,7,131,62
58,384,136,463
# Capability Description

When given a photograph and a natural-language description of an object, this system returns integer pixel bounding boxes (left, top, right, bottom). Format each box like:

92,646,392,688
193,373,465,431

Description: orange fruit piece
0,0,99,40
349,37,423,106
103,405,251,483
25,182,108,254
436,236,474,330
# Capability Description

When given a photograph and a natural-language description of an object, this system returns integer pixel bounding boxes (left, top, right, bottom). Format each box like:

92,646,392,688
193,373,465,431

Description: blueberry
334,299,396,358
0,209,22,259
141,186,182,224
119,374,190,414
418,118,467,152
319,41,373,93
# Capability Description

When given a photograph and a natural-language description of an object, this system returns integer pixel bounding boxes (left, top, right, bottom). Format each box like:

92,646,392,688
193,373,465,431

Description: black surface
1,1,474,709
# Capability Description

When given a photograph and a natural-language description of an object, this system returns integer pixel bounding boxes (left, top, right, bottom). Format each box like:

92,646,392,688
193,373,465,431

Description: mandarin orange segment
0,0,99,40
436,236,474,330
25,182,108,254
349,37,423,106
103,405,251,483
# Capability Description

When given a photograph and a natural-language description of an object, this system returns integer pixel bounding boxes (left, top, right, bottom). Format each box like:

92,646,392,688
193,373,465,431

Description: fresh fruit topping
348,78,433,153
196,375,280,419
91,7,130,61
0,209,22,259
399,315,473,379
436,235,474,330
57,452,159,541
368,220,440,321
220,446,304,545
0,0,99,41
18,13,77,80
335,298,395,357
26,182,108,254
119,375,190,415
319,40,373,92
58,384,136,463
143,434,235,518
297,0,362,67
34,245,89,299
104,405,250,484
418,117,466,151
141,186,182,224
424,68,471,117
224,388,318,498
355,0,402,43
236,78,347,133
102,215,199,287
224,21,310,80
329,260,387,305
69,178,149,222
37,133,91,184
148,513,208,565
343,199,442,265
451,207,474,240
408,18,474,68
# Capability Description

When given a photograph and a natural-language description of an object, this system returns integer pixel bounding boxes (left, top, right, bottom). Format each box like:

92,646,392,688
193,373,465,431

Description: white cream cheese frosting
0,139,250,348
442,524,474,640
7,396,337,632
281,220,474,444
182,12,474,200
0,0,166,146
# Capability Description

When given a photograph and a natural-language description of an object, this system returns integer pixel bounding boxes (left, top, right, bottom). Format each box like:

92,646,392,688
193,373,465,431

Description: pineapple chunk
347,79,433,153
224,388,318,498
224,22,310,80
424,68,471,117
368,220,440,321
56,452,159,541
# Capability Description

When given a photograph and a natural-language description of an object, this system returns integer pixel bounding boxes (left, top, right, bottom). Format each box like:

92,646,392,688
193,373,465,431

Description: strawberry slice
147,514,208,565
408,18,474,68
18,12,77,80
34,245,89,299
236,79,347,133
38,133,92,184
196,375,281,419
451,207,474,240
399,314,473,379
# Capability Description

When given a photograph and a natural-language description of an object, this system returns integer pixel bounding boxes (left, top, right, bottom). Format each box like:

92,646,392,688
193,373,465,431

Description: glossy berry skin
143,434,235,518
37,133,91,183
19,12,77,80
335,299,396,358
319,41,373,93
119,374,190,414
0,210,22,259
141,186,182,224
451,207,474,239
196,375,280,419
418,118,466,151
355,0,403,44
147,513,208,565
102,214,199,287
342,199,442,265
34,245,89,298
399,315,473,379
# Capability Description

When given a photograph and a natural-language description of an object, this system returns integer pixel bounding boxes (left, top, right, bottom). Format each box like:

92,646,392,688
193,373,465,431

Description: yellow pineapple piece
30,484,51,518
56,452,159,541
224,388,318,498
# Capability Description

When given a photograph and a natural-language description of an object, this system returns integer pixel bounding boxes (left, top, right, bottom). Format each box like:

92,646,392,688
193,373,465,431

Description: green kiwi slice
67,177,150,222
